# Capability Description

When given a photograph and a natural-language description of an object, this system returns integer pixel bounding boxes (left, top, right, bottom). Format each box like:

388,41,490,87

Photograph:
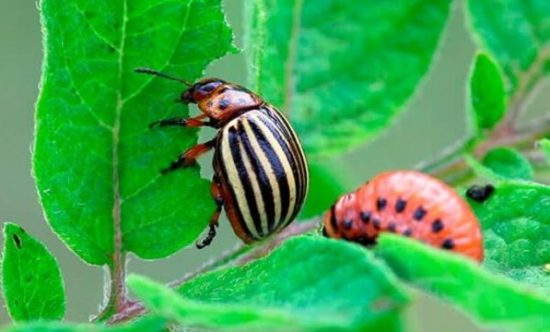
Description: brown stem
430,114,550,182
496,47,550,134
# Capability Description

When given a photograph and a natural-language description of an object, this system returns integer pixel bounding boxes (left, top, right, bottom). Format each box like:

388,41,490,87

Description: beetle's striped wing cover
214,106,309,242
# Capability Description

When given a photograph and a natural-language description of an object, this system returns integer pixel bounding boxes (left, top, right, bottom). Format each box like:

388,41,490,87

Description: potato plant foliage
1,0,549,331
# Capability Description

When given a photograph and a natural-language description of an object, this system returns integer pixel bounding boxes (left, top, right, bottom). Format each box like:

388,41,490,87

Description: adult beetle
137,68,309,249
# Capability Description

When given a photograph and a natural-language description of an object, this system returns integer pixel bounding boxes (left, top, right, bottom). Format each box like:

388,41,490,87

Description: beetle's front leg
161,138,216,174
196,175,224,249
150,113,215,129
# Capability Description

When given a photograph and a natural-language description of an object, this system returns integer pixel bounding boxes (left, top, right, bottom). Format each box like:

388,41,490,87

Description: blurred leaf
1,222,65,321
466,0,550,93
467,181,550,294
468,53,506,133
539,138,550,163
376,234,550,331
34,0,234,264
482,147,534,180
128,275,300,331
466,150,534,182
172,236,408,331
298,161,347,220
2,316,166,332
245,0,452,156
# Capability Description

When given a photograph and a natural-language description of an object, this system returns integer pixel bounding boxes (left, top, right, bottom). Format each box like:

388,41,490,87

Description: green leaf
468,53,506,133
298,160,347,220
376,234,550,331
466,0,550,93
34,0,235,264
171,236,408,331
128,275,301,330
467,181,550,294
2,316,166,332
245,0,452,156
1,222,65,321
539,138,550,163
482,147,534,180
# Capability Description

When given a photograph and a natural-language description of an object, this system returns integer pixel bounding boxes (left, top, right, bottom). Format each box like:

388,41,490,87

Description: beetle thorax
198,85,263,123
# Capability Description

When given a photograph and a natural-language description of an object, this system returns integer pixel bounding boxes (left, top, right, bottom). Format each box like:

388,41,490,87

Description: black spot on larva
376,198,387,211
373,218,381,230
403,228,412,237
207,101,214,108
395,199,407,213
322,227,328,237
413,207,426,221
343,219,353,230
387,222,397,232
466,184,495,203
218,87,229,94
432,219,444,233
442,238,454,250
219,99,230,110
12,234,22,249
360,211,371,223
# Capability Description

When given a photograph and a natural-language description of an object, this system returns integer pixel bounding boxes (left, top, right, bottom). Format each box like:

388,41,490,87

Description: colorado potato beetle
137,68,309,249
323,170,484,262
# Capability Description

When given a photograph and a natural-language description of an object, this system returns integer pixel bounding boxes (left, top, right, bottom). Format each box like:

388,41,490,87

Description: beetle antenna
134,67,192,86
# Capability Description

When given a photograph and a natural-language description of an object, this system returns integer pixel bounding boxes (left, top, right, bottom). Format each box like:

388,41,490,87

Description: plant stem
429,114,550,183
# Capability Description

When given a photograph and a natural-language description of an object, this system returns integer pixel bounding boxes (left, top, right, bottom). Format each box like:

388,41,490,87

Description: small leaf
34,0,235,264
376,234,550,331
467,181,550,293
245,0,453,156
2,316,166,332
1,222,65,321
468,53,506,133
482,147,534,180
466,0,550,93
128,275,300,330
539,138,550,163
298,161,347,220
169,236,408,331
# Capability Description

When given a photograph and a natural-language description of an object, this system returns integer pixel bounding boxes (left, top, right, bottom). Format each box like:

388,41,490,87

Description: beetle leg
150,114,215,129
161,139,216,174
196,175,224,249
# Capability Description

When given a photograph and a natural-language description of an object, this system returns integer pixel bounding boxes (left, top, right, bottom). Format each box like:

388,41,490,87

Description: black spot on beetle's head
219,98,230,110
466,184,495,203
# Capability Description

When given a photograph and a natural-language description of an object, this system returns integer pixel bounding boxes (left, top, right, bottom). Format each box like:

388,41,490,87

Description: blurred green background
0,0,548,330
